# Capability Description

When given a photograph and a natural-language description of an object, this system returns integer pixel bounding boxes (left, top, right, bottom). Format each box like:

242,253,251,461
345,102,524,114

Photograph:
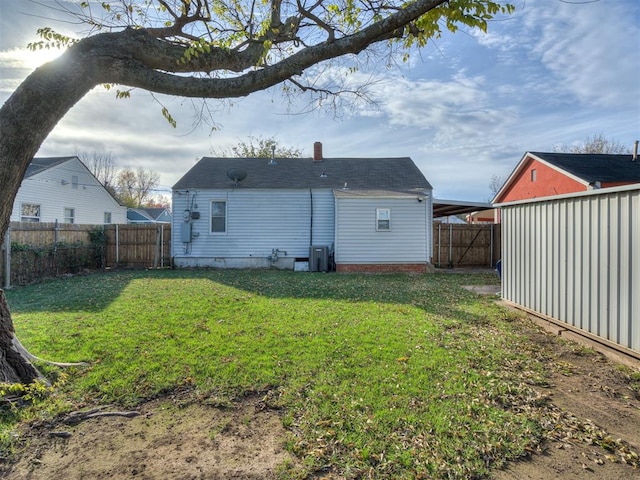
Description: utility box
181,223,192,243
309,245,329,272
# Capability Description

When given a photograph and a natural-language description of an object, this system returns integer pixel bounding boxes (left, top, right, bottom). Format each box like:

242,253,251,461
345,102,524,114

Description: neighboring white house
171,142,433,273
10,156,127,224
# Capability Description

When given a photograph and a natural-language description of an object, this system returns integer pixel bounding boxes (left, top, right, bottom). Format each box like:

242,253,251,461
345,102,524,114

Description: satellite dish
226,168,247,186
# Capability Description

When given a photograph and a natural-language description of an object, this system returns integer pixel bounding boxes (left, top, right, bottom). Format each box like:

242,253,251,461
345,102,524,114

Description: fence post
153,225,161,269
160,224,165,268
53,219,59,276
448,223,453,268
437,223,441,268
115,224,119,265
490,224,494,268
2,227,11,289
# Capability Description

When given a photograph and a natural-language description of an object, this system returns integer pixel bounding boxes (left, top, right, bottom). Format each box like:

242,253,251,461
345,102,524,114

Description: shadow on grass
5,268,501,319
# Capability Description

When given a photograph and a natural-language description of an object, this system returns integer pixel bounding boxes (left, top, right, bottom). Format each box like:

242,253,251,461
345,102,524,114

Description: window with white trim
21,203,41,222
376,208,390,231
210,200,227,233
104,212,112,224
72,175,79,189
64,207,75,224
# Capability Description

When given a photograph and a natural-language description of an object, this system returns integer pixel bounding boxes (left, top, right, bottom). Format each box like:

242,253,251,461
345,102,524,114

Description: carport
432,199,493,219
432,199,499,268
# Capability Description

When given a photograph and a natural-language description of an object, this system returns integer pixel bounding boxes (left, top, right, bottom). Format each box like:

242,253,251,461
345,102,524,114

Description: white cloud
469,29,515,52
521,0,640,108
359,73,517,150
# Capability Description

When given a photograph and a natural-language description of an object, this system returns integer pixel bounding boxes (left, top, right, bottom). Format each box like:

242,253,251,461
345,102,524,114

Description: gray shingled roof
531,152,640,184
25,157,76,178
143,207,169,219
173,157,432,191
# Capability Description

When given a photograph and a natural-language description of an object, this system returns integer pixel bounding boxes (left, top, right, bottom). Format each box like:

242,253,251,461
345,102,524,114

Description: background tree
76,151,162,206
116,167,161,208
214,135,303,158
488,174,505,200
554,132,632,154
77,150,119,196
0,0,514,383
144,196,172,211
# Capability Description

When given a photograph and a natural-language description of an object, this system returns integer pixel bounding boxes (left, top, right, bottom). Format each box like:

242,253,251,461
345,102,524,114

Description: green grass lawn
2,269,549,478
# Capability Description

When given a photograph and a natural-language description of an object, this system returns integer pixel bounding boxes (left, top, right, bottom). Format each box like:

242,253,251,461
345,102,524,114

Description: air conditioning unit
309,245,329,272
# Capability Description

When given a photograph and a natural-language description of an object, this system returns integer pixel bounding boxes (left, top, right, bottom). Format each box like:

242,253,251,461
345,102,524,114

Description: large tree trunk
0,290,42,383
0,47,99,384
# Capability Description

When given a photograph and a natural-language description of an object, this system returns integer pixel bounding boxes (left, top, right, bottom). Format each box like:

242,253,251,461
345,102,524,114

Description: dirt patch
494,321,640,480
1,393,299,480
1,320,639,479
462,285,501,296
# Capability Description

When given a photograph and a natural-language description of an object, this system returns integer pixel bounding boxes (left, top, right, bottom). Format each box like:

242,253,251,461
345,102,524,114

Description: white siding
11,158,126,224
501,185,639,353
172,189,331,263
172,187,432,269
310,189,335,247
334,195,429,264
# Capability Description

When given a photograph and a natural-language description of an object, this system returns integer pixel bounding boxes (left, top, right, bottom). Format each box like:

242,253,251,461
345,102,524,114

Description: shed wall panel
501,186,639,353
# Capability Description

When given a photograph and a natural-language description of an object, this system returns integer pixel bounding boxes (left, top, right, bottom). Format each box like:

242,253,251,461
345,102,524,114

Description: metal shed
498,184,639,356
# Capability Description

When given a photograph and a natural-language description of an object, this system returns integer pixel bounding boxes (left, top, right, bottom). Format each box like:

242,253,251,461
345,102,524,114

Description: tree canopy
115,167,161,208
0,0,514,383
214,135,304,158
554,132,632,154
78,151,166,207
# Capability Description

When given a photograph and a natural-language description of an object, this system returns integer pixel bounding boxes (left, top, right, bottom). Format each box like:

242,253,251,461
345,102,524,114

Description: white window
72,175,79,189
376,208,390,231
104,212,112,224
64,207,75,224
530,169,537,182
210,200,227,233
21,203,41,222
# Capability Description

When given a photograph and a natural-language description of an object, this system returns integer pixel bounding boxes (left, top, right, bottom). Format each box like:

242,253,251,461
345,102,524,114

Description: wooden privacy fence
432,223,501,269
1,222,171,287
2,222,98,286
2,221,498,283
104,224,171,270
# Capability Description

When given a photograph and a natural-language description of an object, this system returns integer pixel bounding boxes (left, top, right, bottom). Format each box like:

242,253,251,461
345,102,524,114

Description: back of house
171,143,433,273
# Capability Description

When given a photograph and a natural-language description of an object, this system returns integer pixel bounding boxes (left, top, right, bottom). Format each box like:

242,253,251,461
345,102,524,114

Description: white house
10,156,127,225
171,143,433,273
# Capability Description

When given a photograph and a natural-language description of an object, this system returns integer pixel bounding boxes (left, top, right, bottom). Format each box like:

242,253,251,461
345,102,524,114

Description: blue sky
1,0,639,202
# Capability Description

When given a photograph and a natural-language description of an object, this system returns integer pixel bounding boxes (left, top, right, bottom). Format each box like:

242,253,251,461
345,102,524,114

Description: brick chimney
313,142,323,162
